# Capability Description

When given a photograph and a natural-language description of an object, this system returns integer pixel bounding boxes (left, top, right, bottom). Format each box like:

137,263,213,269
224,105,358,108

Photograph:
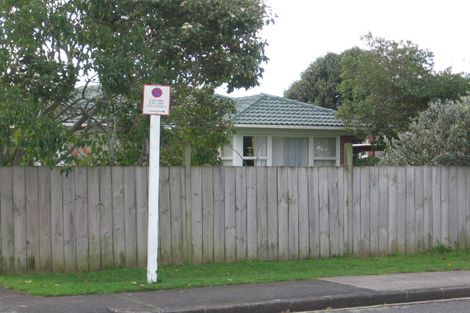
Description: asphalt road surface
308,298,470,313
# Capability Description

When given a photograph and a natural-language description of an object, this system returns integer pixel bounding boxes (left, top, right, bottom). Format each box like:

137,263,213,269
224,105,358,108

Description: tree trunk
12,149,25,166
184,143,191,168
108,114,118,165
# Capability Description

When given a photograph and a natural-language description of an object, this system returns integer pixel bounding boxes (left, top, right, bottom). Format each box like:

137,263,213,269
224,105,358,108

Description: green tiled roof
232,94,344,127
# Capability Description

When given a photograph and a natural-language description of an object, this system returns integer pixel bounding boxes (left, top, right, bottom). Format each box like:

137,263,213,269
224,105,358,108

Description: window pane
272,137,284,166
314,137,336,158
253,136,267,157
243,136,253,157
243,136,267,158
272,137,308,166
242,136,267,166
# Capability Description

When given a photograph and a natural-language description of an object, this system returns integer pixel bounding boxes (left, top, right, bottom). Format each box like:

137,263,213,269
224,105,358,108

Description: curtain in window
272,137,308,166
313,137,336,166
253,136,267,166
314,138,336,157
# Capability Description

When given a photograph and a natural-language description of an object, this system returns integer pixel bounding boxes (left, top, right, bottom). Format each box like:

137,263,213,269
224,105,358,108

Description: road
308,298,470,313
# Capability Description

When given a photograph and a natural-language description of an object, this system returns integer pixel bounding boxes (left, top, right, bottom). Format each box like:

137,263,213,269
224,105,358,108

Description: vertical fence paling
0,167,14,273
213,167,225,263
256,167,268,260
298,167,309,259
0,166,469,273
224,167,236,262
13,167,27,273
88,167,101,271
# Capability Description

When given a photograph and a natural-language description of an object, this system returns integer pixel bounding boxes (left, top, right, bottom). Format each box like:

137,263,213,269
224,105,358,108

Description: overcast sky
217,0,470,98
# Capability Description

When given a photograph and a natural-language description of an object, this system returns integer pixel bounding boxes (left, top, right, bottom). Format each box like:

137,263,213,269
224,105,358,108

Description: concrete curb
124,286,470,313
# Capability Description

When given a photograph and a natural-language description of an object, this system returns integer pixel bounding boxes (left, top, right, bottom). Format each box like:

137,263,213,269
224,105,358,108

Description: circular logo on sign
151,87,163,98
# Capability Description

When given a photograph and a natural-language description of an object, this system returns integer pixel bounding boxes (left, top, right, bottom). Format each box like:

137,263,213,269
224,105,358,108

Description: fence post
344,143,353,167
184,144,193,263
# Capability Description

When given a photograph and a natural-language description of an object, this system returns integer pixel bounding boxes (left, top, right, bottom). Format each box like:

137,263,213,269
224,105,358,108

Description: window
242,136,267,166
272,137,309,166
227,134,338,167
313,137,336,166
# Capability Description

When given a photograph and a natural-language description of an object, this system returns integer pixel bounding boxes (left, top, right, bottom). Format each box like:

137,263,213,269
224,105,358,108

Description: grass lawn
1,249,469,296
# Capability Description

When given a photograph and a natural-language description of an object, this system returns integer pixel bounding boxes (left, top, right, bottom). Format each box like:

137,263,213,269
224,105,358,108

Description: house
220,94,353,166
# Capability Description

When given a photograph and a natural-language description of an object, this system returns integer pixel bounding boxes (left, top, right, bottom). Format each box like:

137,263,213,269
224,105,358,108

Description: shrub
381,98,470,166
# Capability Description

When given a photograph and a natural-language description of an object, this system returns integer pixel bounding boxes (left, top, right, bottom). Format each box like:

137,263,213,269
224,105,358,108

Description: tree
0,0,273,165
381,99,470,166
284,52,342,109
337,33,470,144
284,48,361,110
160,89,236,166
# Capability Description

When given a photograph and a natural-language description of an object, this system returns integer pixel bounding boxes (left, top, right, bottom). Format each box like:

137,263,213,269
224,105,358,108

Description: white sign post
142,85,170,284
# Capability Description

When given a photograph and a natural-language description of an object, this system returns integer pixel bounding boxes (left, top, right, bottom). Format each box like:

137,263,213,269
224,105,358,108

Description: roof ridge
232,93,336,113
233,93,265,116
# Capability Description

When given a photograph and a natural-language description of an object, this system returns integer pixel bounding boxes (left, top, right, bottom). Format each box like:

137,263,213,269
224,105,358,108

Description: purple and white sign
142,85,171,115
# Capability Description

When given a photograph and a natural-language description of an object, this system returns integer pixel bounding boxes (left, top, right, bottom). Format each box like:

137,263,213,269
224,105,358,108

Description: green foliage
284,48,362,110
381,99,470,166
0,0,272,165
284,52,343,109
82,0,272,93
67,87,236,166
0,86,71,165
337,33,470,144
160,89,236,166
433,242,453,255
354,156,381,166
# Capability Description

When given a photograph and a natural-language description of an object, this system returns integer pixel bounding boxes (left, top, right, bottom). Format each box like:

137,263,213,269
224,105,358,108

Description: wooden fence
0,166,469,273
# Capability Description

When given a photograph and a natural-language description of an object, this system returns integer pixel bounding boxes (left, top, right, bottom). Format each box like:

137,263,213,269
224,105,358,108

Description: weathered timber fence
0,166,469,273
